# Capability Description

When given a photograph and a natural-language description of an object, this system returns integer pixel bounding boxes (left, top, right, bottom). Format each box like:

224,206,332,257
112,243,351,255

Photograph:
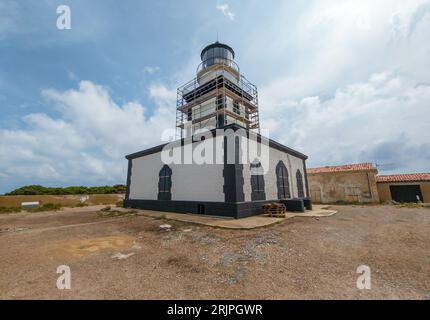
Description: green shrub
5,184,127,196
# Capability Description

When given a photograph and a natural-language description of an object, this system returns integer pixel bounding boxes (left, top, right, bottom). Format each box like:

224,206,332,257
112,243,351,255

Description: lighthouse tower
125,42,311,218
176,42,260,138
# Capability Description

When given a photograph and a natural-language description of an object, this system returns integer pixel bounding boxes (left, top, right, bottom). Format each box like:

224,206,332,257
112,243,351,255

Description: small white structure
21,201,40,210
125,42,311,218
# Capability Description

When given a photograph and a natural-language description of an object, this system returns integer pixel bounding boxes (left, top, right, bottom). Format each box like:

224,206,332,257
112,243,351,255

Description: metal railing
196,58,240,75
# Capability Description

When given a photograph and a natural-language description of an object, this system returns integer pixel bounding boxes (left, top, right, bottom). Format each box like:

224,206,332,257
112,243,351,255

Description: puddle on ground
50,235,136,258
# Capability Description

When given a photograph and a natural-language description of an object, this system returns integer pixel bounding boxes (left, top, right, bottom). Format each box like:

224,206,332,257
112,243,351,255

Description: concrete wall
423,183,430,203
129,152,161,200
129,145,224,202
129,134,307,204
377,182,430,203
308,171,379,203
376,183,391,203
242,140,306,201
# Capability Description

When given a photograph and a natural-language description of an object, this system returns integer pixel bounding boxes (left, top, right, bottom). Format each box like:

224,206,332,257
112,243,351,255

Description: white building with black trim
125,42,311,218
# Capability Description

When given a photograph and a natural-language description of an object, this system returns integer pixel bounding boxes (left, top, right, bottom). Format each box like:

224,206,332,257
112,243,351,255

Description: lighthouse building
124,42,311,218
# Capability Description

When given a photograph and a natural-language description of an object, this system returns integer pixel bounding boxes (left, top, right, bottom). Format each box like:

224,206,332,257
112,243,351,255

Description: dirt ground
0,205,429,300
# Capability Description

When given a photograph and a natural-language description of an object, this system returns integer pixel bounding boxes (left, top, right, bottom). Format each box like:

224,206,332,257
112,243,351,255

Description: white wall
170,163,224,201
242,140,306,201
129,144,224,202
129,152,162,200
129,135,307,203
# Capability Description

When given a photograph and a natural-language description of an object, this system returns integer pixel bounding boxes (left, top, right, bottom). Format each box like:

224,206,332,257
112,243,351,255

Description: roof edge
307,163,377,174
376,173,430,183
125,124,308,160
200,41,235,60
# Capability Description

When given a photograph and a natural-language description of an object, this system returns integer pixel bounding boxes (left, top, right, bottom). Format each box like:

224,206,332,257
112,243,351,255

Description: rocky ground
0,205,429,299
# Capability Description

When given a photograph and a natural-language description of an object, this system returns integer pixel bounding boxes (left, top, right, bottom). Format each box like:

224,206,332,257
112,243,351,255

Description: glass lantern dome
199,42,238,70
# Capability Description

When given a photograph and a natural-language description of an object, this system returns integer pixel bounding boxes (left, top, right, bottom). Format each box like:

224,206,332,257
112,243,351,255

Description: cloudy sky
1,0,429,193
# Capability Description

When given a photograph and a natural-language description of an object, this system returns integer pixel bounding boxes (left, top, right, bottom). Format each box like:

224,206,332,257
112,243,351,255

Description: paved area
0,205,429,299
140,205,337,229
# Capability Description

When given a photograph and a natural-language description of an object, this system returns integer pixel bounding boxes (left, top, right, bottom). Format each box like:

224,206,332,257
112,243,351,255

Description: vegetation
0,203,61,214
0,206,21,214
5,184,126,196
75,203,89,207
330,200,381,206
98,206,137,218
28,203,62,212
395,202,424,209
332,200,365,205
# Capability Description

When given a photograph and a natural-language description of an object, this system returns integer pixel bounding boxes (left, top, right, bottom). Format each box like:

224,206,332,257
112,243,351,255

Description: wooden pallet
262,203,286,217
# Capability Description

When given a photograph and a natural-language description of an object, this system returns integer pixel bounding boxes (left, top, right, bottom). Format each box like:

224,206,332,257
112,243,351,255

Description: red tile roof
376,173,430,183
307,163,376,174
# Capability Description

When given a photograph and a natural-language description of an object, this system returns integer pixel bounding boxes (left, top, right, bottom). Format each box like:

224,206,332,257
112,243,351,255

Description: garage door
389,185,423,203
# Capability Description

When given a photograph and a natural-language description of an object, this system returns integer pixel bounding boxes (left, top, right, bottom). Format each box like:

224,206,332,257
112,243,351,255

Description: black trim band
223,136,245,202
125,159,132,201
303,159,310,198
124,199,309,219
125,198,313,219
125,124,308,160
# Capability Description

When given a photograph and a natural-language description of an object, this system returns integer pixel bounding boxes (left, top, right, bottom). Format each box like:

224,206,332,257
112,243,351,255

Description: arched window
296,169,305,198
250,160,266,201
158,165,172,200
276,161,290,199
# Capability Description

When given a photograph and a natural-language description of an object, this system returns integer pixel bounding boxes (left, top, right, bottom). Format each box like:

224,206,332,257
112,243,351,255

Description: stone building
307,163,380,203
377,173,430,203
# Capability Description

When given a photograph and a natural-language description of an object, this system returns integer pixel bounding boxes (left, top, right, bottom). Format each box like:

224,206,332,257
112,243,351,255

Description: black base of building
124,198,312,219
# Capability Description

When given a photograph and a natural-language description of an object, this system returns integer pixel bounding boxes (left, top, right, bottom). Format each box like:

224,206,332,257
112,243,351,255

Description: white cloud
149,83,177,108
257,0,430,106
216,4,235,21
261,71,430,173
0,81,172,192
254,0,430,173
143,66,160,74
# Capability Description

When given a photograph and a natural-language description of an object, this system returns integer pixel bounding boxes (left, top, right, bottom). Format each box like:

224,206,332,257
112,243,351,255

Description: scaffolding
176,59,260,139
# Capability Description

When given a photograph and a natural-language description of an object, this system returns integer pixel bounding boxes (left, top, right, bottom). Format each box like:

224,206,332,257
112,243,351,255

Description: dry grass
28,203,62,212
0,206,21,214
396,202,424,209
165,255,201,273
0,194,124,208
97,206,138,218
0,203,61,214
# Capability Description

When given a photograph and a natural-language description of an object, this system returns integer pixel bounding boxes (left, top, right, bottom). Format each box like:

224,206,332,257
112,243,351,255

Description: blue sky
1,0,430,193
